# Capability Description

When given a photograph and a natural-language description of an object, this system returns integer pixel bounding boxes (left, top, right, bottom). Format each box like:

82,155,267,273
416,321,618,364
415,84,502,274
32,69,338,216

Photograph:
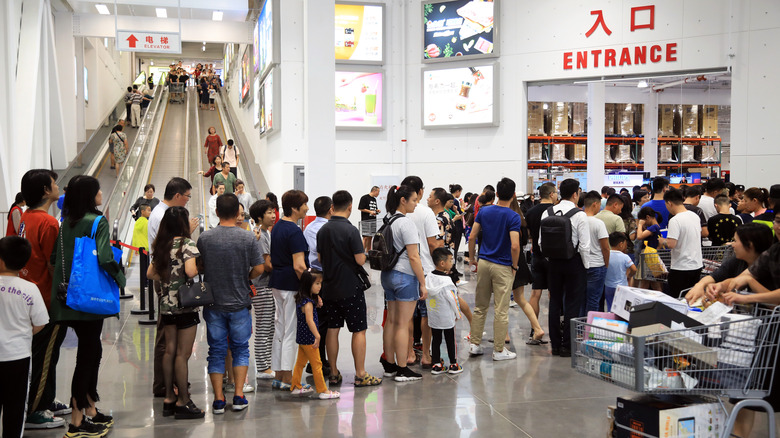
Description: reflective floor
25,264,778,437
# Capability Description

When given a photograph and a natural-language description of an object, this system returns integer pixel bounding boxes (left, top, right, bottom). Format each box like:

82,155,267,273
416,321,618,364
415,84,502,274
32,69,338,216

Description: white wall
83,37,131,131
220,0,780,222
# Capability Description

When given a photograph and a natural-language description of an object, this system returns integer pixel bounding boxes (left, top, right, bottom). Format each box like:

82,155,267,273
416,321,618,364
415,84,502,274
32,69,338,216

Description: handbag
178,273,214,308
65,216,123,315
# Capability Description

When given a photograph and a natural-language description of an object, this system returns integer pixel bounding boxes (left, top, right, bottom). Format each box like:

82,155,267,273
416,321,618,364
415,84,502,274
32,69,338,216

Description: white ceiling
64,0,249,22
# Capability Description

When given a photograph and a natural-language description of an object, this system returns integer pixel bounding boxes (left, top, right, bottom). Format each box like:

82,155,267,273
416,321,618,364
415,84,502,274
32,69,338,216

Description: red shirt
204,134,223,163
18,209,59,310
6,205,22,236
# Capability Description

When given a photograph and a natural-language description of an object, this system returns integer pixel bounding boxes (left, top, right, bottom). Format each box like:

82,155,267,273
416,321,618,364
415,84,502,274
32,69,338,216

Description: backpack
540,206,580,259
368,214,407,271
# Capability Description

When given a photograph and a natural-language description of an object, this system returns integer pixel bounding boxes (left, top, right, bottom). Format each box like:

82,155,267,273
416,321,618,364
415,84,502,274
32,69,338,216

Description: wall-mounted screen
422,63,496,128
253,21,260,73
422,0,497,62
336,71,383,129
253,76,261,127
240,47,251,104
84,67,89,103
263,71,274,134
335,3,384,63
257,0,274,79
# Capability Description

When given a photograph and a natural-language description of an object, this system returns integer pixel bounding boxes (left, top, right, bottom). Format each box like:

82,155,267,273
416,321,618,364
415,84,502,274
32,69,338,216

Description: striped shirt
131,92,143,105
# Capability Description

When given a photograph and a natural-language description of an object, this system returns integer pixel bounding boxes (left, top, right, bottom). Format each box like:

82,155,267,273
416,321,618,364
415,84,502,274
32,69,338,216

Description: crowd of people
2,166,780,437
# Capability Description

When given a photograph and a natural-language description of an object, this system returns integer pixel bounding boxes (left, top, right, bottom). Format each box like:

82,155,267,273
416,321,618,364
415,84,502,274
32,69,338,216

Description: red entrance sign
563,43,677,70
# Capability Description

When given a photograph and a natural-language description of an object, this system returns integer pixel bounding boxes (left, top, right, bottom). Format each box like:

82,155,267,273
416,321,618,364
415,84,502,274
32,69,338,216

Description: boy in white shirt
662,189,703,298
604,233,637,311
425,248,462,375
0,236,50,437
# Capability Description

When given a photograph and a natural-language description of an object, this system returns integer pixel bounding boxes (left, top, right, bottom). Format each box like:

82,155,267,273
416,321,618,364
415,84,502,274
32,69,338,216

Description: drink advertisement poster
257,0,273,78
335,3,383,63
240,47,251,103
335,71,383,128
423,0,496,62
263,71,274,133
423,64,495,128
253,21,259,73
253,76,261,127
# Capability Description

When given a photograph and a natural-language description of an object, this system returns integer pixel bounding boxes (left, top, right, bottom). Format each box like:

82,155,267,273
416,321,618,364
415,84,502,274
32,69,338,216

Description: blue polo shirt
474,205,523,266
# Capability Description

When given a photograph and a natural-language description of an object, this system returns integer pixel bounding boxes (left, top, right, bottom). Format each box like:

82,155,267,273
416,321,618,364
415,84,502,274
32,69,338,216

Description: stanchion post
113,219,133,299
138,249,156,325
131,248,149,315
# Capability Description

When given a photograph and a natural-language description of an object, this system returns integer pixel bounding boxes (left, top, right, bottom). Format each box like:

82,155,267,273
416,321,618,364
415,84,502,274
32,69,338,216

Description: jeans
203,307,252,374
381,270,420,302
584,265,608,315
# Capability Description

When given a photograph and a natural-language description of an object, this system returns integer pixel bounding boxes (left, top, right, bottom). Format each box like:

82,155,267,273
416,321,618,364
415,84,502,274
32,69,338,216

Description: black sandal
174,400,205,420
329,373,343,385
162,401,175,417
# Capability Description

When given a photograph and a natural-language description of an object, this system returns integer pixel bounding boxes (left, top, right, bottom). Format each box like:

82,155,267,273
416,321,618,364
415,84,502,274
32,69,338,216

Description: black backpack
540,206,580,259
368,214,407,271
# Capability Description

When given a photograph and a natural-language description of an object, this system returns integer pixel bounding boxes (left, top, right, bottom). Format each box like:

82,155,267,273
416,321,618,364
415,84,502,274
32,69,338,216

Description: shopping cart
637,245,735,283
169,83,185,104
571,302,780,437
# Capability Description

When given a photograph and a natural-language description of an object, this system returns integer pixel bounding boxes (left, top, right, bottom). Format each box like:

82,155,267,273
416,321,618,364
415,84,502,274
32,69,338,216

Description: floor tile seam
489,395,619,406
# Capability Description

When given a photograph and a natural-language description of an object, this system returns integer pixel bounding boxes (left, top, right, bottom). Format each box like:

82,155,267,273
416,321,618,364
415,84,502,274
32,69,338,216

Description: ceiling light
212,11,223,21
150,60,154,66
542,103,548,110
95,4,110,15
202,45,206,52
156,8,167,18
637,80,649,88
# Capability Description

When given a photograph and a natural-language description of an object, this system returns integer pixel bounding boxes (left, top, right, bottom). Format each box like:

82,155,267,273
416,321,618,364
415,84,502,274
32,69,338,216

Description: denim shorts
381,270,420,302
203,307,252,374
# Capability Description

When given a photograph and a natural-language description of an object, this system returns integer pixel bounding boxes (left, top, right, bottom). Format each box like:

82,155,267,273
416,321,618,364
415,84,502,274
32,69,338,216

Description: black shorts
360,220,377,237
161,312,201,330
325,294,368,333
531,254,549,290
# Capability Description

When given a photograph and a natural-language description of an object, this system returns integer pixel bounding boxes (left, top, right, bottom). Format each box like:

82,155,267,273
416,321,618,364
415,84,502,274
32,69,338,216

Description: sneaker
212,398,226,415
463,333,471,341
256,370,276,380
64,419,107,437
394,366,422,382
380,356,399,377
271,380,291,391
88,409,113,428
431,362,446,375
468,344,484,356
492,348,517,361
509,300,518,308
448,363,464,374
224,383,236,393
49,399,72,415
174,400,205,420
232,395,249,411
242,383,255,393
25,410,65,429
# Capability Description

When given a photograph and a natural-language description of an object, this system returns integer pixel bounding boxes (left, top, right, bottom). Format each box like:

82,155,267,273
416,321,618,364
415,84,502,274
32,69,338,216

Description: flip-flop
329,373,343,385
526,337,549,345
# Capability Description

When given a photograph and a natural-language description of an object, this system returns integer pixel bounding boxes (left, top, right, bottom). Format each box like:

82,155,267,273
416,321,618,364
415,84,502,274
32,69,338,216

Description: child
425,248,463,375
290,270,340,399
633,206,663,289
208,85,216,111
605,233,637,311
132,204,151,252
707,194,743,246
0,236,50,437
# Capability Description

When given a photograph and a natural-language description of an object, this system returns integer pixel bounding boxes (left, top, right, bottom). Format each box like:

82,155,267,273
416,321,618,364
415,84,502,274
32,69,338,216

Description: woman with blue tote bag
51,175,125,438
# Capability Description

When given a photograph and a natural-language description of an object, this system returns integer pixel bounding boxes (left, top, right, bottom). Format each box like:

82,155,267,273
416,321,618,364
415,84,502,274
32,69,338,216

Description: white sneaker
242,383,255,393
468,344,483,356
492,348,517,361
256,370,276,380
509,300,518,308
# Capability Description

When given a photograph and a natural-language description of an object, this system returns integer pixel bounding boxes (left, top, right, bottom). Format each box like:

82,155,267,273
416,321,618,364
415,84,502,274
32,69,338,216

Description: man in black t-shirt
358,186,381,251
523,182,557,340
317,190,381,387
707,195,743,246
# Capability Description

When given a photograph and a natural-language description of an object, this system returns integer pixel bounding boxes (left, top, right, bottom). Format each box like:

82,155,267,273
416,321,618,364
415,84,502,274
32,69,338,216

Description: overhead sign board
116,30,181,54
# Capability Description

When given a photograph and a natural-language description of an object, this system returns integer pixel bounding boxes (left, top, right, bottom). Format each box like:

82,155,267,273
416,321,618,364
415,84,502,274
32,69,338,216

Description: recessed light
212,11,223,21
202,45,206,52
637,80,649,88
95,4,110,15
156,8,167,18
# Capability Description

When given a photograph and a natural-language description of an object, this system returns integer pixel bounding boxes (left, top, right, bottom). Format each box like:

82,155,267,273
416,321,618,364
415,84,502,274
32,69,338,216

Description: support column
643,92,659,176
587,83,606,191
303,0,335,198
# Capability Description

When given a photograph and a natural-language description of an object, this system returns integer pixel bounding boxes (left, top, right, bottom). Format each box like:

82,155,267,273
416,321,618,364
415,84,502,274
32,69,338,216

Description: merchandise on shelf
681,144,696,162
616,104,634,136
658,104,676,137
633,104,644,135
551,102,570,136
527,102,546,135
701,105,718,137
605,144,615,163
616,144,634,163
529,142,544,161
571,102,587,135
552,143,568,161
682,105,699,137
604,103,616,135
638,144,644,162
659,144,675,162
573,143,586,161
701,145,719,162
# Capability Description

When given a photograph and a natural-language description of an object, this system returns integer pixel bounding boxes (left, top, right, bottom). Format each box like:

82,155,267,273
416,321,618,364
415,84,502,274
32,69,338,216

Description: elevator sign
116,30,181,54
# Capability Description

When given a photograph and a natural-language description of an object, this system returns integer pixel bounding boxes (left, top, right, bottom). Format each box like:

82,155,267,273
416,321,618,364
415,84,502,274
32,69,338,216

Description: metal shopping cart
638,245,735,284
571,302,780,437
169,83,185,104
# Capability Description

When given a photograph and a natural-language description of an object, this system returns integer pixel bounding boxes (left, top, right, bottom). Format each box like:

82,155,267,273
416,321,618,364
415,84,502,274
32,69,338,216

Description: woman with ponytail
379,185,428,382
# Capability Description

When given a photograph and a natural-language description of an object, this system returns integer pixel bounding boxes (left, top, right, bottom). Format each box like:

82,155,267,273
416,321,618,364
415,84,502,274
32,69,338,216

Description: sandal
162,401,176,417
291,384,314,396
329,373,343,385
318,390,341,400
174,400,205,420
354,373,382,387
271,379,291,390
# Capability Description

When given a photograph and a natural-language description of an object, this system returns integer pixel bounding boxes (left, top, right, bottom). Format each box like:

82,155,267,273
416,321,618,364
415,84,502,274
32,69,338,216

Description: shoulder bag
329,227,371,291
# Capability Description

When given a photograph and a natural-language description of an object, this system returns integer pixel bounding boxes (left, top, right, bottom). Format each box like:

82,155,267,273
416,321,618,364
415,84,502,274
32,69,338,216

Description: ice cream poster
335,72,383,128
335,4,383,62
423,0,495,61
423,64,494,127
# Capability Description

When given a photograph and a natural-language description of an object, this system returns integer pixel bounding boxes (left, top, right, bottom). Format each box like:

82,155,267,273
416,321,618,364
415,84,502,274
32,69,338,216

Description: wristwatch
512,265,519,271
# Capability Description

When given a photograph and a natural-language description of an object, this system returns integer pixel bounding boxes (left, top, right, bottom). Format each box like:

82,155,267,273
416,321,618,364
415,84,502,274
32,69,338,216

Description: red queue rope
110,240,148,255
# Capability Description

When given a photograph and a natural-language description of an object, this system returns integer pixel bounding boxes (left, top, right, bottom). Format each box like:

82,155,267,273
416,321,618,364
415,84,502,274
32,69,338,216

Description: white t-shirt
147,202,170,253
698,195,717,221
585,216,609,268
0,276,49,361
208,195,219,229
389,214,421,276
667,210,703,270
406,203,439,273
538,200,592,268
221,145,239,167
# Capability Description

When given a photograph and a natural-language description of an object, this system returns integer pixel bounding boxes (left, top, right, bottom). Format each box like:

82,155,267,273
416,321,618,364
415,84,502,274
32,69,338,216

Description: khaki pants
131,103,141,127
470,259,514,352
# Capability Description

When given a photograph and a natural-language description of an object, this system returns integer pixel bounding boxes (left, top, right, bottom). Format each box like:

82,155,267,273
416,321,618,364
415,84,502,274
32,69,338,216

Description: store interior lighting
637,80,649,88
95,4,110,15
156,8,167,18
212,11,223,21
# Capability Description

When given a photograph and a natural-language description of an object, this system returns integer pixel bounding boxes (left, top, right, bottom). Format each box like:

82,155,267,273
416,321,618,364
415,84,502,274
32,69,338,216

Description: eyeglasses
774,217,780,224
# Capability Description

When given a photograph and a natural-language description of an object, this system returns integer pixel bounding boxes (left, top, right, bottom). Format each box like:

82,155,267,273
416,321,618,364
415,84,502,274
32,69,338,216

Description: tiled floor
24,265,778,437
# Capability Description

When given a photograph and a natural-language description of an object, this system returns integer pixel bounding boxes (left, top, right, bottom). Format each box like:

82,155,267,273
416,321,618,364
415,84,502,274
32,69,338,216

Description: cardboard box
610,286,688,321
527,102,546,135
552,143,568,161
615,395,726,438
529,143,544,161
681,105,699,137
606,405,616,438
616,144,634,163
701,145,718,162
551,102,570,136
681,144,696,162
633,104,644,135
701,105,718,137
572,102,587,135
628,302,702,331
616,104,635,136
573,144,586,161
605,145,616,163
632,323,718,369
659,145,675,162
605,103,616,135
658,104,676,137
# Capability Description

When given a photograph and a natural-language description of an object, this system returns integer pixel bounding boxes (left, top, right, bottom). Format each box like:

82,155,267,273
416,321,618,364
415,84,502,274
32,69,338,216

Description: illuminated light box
422,0,498,63
335,71,383,130
422,63,498,129
335,3,384,63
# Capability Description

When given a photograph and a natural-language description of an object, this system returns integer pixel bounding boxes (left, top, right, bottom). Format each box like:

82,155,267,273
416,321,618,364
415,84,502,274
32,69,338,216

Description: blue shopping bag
66,216,122,315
